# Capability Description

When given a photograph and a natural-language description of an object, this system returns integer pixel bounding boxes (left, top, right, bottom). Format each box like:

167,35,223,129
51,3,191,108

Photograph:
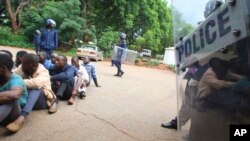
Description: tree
97,29,119,56
5,0,31,33
20,0,95,47
92,0,173,54
172,7,194,43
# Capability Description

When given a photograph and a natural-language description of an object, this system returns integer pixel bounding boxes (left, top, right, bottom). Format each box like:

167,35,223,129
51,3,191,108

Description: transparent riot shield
172,0,250,140
111,46,138,64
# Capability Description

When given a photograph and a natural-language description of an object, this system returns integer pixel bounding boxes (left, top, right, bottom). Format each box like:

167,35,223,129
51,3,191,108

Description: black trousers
52,82,73,100
115,61,123,74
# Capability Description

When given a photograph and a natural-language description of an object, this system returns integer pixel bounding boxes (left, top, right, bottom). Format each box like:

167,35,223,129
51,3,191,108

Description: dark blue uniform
40,29,58,59
114,39,127,76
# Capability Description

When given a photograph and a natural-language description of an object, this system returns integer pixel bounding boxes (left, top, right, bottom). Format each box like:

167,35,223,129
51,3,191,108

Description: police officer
33,30,41,54
114,33,127,77
204,0,224,18
40,19,58,59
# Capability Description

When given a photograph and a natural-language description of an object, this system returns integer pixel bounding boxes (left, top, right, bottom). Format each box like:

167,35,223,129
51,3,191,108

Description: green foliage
0,27,33,48
97,30,119,57
167,64,176,72
62,46,77,56
130,37,145,51
141,57,150,62
145,60,160,66
135,57,140,64
0,4,10,26
2,0,192,57
93,0,173,54
172,8,195,43
20,0,95,44
156,54,164,60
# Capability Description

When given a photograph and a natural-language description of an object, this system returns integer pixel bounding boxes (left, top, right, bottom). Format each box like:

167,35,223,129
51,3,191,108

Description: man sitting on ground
7,54,58,133
51,52,58,65
71,56,89,98
49,55,82,105
38,51,54,70
0,54,28,133
15,51,28,68
0,50,13,59
82,57,101,87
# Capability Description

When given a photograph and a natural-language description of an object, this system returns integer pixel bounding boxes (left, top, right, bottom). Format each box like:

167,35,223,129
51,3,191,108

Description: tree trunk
5,0,30,33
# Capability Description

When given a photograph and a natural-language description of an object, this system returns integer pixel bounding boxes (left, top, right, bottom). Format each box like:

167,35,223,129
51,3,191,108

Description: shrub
0,27,33,48
146,60,160,66
141,57,149,62
156,54,164,60
135,57,140,64
167,64,176,72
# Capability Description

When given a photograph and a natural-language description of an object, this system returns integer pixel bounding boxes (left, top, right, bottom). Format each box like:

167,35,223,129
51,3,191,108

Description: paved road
0,46,178,141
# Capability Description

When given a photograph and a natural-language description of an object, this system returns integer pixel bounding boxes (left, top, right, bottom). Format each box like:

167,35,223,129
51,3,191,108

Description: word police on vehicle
175,0,250,68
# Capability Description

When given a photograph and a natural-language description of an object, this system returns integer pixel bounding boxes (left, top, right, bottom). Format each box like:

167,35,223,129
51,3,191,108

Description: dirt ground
0,46,179,141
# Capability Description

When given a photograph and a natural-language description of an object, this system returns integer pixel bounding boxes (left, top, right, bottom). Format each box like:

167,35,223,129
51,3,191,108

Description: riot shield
172,0,250,140
111,46,138,64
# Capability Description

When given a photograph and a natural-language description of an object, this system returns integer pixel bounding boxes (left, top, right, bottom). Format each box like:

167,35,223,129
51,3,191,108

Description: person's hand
72,89,78,96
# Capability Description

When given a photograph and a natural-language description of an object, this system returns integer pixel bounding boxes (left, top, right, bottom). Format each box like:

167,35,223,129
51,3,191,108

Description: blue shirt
82,63,96,80
119,39,127,49
233,77,250,92
33,34,41,48
43,59,54,70
40,29,58,50
0,74,28,107
49,64,78,86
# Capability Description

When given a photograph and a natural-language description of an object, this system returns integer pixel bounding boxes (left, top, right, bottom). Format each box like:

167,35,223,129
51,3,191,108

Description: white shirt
78,65,89,82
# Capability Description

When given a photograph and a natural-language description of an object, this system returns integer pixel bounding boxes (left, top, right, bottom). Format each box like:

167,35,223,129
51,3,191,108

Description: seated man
0,50,13,59
51,52,58,65
0,54,28,133
82,57,101,87
38,51,54,70
71,56,89,98
49,55,82,105
15,51,28,68
161,63,209,130
7,54,58,133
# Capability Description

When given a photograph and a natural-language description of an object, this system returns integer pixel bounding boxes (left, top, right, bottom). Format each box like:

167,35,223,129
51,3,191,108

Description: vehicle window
82,46,96,50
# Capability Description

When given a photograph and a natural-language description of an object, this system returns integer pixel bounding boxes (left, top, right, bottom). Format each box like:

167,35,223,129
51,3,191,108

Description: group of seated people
162,56,250,131
0,49,100,133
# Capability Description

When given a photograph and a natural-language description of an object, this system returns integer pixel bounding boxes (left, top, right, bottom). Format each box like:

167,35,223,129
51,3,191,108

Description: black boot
119,70,124,77
161,117,177,130
114,70,120,76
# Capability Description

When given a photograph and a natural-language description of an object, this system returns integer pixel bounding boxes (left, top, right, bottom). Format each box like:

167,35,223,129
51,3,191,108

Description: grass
145,60,160,66
58,47,77,56
0,27,34,48
166,64,176,72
